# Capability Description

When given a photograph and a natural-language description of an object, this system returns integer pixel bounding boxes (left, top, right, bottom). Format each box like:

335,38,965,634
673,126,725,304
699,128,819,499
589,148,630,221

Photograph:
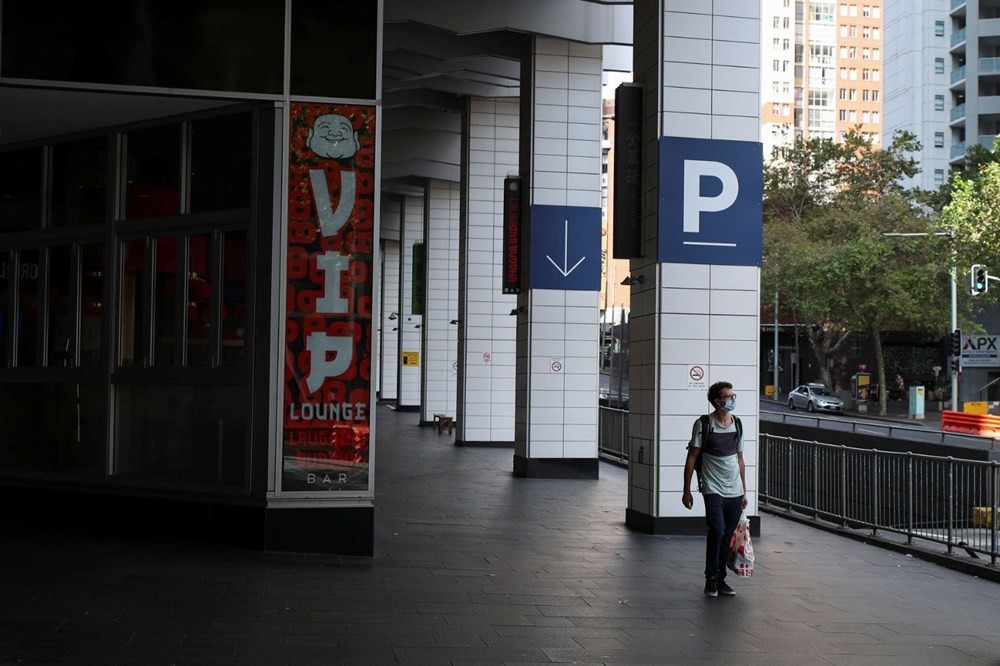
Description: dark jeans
704,493,743,580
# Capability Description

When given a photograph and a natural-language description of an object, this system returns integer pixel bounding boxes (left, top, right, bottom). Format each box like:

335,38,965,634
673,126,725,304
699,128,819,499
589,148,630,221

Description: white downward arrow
546,219,586,277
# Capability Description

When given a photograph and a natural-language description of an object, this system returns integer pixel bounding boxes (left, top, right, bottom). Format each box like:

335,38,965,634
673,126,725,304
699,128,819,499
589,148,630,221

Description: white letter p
683,159,739,234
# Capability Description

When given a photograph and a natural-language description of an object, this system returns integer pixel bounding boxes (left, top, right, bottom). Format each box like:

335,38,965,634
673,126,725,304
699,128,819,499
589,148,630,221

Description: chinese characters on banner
283,103,375,492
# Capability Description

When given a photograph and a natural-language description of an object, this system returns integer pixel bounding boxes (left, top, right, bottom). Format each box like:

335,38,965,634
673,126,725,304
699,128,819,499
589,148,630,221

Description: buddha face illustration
307,113,360,159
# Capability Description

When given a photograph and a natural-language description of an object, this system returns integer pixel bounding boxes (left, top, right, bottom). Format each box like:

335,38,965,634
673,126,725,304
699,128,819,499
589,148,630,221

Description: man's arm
737,451,747,508
681,446,700,509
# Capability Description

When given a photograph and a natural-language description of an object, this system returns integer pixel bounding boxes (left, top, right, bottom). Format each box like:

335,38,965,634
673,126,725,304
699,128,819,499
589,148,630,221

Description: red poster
282,103,376,492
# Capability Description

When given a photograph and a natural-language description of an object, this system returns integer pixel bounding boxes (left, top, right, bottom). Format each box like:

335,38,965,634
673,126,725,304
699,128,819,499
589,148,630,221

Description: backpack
689,414,742,492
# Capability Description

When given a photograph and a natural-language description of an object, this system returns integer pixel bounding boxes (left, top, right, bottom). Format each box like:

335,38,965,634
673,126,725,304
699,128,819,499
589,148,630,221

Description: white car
788,383,844,414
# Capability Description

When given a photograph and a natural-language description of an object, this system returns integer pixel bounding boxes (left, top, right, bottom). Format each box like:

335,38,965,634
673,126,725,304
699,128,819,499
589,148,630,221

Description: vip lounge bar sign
282,102,375,493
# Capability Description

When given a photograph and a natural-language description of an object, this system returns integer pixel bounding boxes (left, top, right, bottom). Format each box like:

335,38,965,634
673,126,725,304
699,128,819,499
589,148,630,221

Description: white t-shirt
689,415,744,497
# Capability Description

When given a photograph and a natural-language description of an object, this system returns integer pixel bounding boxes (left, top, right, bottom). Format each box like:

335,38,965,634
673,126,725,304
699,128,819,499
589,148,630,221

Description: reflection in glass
48,246,73,366
0,148,43,231
115,383,246,485
187,234,213,367
17,249,39,366
0,252,8,366
80,244,104,366
120,239,146,367
154,237,178,367
0,382,105,474
290,0,378,100
190,113,253,213
222,231,247,367
52,137,108,227
125,125,181,220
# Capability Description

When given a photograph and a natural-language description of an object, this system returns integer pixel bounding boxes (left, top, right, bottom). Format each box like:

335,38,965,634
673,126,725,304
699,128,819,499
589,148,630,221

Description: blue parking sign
659,136,762,266
529,205,601,291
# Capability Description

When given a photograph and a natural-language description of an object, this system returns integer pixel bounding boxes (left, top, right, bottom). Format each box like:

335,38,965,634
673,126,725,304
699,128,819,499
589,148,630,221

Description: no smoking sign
688,365,706,390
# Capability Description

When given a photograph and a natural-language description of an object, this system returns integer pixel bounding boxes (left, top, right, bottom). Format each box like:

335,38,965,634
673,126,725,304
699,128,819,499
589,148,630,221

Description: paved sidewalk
2,404,999,665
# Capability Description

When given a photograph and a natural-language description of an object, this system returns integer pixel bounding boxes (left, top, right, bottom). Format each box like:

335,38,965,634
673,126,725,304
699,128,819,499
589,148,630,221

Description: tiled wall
421,179,460,423
379,197,402,402
629,0,761,519
457,97,519,443
515,37,603,461
398,195,424,409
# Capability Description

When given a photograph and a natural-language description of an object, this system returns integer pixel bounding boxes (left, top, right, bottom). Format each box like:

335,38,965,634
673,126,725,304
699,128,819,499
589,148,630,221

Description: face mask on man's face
722,397,736,413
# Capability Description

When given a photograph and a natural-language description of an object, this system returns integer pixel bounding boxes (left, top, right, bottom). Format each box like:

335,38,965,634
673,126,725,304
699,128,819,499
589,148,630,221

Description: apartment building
761,1,884,158
883,0,952,192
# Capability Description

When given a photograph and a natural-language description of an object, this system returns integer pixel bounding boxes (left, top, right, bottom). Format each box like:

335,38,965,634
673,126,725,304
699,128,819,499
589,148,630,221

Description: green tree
764,129,951,415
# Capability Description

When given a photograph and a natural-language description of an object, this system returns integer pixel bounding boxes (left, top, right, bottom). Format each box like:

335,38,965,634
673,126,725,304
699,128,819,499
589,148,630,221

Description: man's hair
707,381,732,403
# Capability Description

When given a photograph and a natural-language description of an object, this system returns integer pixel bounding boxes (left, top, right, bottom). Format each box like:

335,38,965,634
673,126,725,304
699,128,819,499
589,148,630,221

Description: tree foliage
763,129,951,415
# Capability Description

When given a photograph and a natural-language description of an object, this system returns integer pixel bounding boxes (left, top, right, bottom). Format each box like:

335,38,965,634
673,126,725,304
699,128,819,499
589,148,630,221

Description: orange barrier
941,410,1000,438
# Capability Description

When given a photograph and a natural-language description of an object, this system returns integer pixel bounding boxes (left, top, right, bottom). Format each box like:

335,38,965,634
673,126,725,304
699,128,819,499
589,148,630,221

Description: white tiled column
457,97,519,446
626,0,761,533
514,37,603,479
379,197,401,402
421,179,460,424
397,195,424,410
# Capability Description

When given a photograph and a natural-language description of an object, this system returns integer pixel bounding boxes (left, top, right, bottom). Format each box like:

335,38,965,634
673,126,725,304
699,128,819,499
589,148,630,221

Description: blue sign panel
658,136,763,266
529,205,601,291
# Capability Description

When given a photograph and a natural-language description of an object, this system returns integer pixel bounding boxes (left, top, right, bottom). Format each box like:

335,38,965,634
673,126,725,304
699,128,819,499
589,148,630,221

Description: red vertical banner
282,103,376,492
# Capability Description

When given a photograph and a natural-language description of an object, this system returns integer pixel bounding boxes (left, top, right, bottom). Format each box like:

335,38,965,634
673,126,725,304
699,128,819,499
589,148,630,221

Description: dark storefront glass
48,246,73,366
0,253,8,366
52,137,108,228
17,249,40,366
125,125,181,220
0,382,106,473
0,149,43,232
187,234,213,367
153,237,178,367
290,0,378,99
222,231,247,367
1,1,284,94
115,383,246,485
189,113,253,213
80,244,104,366
120,239,147,367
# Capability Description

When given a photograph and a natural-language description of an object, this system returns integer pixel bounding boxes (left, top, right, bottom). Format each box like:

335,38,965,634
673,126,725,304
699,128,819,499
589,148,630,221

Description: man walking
682,381,748,597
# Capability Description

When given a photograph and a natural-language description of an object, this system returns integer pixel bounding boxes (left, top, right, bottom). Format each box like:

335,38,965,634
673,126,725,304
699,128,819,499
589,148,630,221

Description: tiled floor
2,404,999,665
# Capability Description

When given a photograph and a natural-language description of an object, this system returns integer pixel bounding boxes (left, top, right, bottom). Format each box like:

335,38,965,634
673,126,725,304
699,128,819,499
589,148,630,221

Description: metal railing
760,434,1000,566
598,406,628,462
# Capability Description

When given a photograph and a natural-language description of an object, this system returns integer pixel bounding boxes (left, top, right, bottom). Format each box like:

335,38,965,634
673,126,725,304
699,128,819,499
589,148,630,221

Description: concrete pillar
379,197,401,403
397,195,424,410
457,97,519,446
514,37,603,479
627,0,761,533
421,179,460,424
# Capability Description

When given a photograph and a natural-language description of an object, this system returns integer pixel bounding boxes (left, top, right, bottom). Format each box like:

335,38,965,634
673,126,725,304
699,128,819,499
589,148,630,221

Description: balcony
951,64,967,85
978,134,999,150
981,56,1000,75
950,102,966,121
951,0,966,12
951,140,967,158
951,26,966,48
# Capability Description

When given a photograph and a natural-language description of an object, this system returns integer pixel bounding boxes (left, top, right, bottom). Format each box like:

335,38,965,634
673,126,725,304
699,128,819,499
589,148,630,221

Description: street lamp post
883,231,959,412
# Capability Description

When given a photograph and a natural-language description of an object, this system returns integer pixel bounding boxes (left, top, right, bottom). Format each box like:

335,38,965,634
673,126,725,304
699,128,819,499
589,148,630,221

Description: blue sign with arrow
529,204,601,291
658,136,763,266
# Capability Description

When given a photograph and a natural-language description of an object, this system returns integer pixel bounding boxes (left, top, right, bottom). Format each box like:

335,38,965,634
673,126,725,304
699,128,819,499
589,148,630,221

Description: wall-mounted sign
961,335,1000,367
529,204,601,291
613,83,642,259
282,102,375,494
502,177,522,294
401,351,420,366
659,136,762,266
411,242,424,315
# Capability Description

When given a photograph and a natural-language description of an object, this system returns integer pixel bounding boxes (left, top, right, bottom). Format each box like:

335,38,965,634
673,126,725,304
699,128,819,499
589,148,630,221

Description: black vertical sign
613,83,643,259
502,177,522,294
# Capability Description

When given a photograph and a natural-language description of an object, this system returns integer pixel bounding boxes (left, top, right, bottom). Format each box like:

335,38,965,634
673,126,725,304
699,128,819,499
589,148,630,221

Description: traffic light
971,264,989,295
950,328,962,357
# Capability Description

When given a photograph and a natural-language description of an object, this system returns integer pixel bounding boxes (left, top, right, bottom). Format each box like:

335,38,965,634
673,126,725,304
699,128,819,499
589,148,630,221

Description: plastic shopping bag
727,510,755,576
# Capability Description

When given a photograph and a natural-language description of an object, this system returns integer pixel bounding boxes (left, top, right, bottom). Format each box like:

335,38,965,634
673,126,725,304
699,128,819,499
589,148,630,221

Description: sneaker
704,578,718,597
717,580,735,597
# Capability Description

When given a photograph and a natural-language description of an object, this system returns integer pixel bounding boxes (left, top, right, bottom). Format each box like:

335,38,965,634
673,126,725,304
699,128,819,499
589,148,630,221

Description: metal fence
598,406,628,462
760,433,1000,566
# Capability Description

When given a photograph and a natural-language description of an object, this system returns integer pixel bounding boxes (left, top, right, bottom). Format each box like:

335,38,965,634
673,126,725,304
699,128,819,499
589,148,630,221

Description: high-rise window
935,95,945,111
935,21,945,37
935,58,945,74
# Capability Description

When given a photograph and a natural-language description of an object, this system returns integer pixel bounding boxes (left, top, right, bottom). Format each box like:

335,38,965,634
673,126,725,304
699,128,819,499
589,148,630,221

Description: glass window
0,382,106,474
935,21,945,37
154,236,179,368
80,244,104,366
48,245,74,366
187,234,213,367
935,95,945,111
290,0,378,100
935,132,945,148
0,1,284,94
935,169,945,185
221,231,247,367
120,239,147,367
189,112,253,213
125,125,181,220
51,137,107,227
0,252,8,365
0,148,43,232
16,249,40,366
114,383,246,485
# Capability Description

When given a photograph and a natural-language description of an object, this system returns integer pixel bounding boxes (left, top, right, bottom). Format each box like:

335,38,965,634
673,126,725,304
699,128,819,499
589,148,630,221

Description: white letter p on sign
683,159,739,233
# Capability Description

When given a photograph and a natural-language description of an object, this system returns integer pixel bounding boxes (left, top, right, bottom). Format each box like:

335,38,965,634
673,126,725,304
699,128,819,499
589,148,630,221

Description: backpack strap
699,414,710,447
